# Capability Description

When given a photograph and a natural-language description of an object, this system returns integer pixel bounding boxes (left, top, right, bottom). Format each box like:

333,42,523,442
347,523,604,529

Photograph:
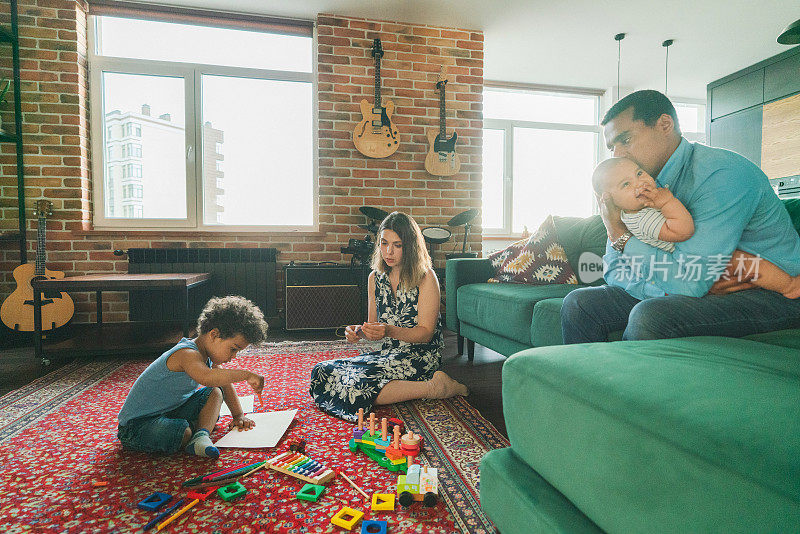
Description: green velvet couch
447,199,800,358
446,215,608,358
474,198,800,532
481,331,800,533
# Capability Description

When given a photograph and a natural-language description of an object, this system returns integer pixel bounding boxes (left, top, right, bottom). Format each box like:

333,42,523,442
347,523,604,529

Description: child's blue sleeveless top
118,338,211,426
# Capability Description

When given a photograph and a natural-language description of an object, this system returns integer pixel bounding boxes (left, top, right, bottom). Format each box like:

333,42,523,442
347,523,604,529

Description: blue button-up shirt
604,138,800,299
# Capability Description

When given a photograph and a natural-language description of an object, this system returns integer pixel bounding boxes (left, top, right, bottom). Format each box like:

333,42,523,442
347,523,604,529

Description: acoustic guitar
353,38,399,159
425,69,461,176
1,200,74,332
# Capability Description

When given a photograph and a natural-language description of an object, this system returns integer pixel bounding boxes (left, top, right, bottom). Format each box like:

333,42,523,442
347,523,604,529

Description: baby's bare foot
427,371,469,399
783,277,800,299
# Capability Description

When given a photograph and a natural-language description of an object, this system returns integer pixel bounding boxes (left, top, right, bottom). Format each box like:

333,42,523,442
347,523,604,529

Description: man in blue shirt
562,90,800,343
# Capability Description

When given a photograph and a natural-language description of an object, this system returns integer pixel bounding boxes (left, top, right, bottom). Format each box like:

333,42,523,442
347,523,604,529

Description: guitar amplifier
284,264,367,330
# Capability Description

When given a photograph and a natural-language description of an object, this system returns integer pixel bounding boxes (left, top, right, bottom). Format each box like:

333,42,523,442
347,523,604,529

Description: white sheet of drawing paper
219,395,254,416
213,409,297,448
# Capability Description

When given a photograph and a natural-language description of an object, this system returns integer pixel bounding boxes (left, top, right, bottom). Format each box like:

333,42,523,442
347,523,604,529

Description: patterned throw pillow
487,215,578,285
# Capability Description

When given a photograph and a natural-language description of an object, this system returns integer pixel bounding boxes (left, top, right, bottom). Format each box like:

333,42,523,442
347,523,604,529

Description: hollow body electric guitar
1,200,74,332
353,38,399,158
425,74,460,176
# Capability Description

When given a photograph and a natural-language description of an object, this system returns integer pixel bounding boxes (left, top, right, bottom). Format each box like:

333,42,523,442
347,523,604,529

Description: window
483,87,601,235
89,12,315,229
674,102,706,144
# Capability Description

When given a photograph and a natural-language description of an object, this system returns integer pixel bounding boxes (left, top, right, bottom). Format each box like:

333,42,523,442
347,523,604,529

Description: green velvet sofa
446,215,607,359
474,198,800,533
447,199,800,358
480,331,800,533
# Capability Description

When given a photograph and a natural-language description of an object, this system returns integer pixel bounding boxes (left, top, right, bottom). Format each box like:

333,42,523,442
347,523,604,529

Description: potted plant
0,78,11,133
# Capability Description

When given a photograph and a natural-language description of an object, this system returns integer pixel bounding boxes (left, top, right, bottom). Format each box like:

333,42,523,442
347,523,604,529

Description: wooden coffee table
32,273,210,365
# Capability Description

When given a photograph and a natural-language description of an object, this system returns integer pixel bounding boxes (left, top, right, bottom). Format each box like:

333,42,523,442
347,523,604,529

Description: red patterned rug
0,341,507,533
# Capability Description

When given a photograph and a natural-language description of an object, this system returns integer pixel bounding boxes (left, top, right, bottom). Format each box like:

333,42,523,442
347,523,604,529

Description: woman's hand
344,325,361,343
228,414,255,432
247,372,264,395
360,322,388,340
596,193,627,240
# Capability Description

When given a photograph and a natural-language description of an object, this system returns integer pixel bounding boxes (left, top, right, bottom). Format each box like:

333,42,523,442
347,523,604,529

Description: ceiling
128,0,798,100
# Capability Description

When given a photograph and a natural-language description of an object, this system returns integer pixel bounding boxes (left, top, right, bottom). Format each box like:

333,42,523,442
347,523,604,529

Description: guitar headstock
372,38,384,59
33,200,53,218
436,66,449,92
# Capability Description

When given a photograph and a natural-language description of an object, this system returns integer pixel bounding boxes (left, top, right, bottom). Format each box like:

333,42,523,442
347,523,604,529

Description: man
561,90,800,343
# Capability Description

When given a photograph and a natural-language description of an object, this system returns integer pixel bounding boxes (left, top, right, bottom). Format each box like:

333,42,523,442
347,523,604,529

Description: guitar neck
439,85,447,138
374,54,382,109
35,215,46,277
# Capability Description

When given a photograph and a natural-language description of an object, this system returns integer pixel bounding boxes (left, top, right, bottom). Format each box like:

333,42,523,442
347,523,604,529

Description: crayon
143,498,184,531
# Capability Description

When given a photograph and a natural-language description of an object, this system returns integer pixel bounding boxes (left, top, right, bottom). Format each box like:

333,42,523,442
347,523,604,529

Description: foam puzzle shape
330,506,364,530
371,493,395,511
296,483,326,502
361,519,388,534
187,486,218,501
217,481,247,502
137,492,171,511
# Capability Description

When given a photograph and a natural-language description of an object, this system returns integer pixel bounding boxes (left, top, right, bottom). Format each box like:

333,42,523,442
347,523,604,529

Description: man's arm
606,168,760,297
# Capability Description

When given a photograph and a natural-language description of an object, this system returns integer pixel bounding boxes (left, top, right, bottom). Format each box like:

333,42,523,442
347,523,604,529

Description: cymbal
359,206,389,221
448,208,479,227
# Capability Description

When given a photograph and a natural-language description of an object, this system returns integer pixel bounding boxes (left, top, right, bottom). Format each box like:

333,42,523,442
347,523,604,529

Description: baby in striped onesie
593,157,800,298
592,157,693,253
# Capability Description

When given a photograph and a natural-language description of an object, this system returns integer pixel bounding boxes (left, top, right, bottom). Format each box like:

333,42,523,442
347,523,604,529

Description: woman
310,211,468,421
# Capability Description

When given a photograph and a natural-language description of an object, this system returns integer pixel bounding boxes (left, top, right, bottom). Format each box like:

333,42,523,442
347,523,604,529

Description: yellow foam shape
371,492,395,511
330,506,363,530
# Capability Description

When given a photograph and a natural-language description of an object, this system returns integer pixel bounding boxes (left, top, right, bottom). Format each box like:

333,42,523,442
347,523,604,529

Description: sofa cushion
480,447,604,534
503,337,800,533
488,215,578,285
457,283,578,346
783,198,800,234
552,215,607,286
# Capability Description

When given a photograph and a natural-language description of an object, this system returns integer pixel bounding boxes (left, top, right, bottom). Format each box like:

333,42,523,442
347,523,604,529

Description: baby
117,295,269,458
593,157,800,299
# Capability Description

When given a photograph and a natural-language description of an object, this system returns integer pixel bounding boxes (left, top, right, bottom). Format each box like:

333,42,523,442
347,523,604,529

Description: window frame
482,84,603,236
88,14,319,232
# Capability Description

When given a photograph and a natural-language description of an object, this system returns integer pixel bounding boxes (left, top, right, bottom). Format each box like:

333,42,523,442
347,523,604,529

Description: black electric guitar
1,200,74,332
425,68,460,176
353,38,399,158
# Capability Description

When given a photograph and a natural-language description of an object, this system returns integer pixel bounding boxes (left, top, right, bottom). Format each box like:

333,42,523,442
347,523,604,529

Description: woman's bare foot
427,371,469,399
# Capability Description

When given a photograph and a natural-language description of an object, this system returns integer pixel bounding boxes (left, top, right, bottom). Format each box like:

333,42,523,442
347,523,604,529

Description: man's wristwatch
611,231,633,252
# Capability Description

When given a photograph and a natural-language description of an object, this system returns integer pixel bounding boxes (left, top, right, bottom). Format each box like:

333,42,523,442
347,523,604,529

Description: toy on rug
265,451,336,484
360,519,388,534
396,464,438,508
330,506,364,530
348,409,423,473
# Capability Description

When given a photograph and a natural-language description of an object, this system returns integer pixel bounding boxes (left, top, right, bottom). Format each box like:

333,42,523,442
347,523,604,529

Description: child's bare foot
427,371,469,399
783,277,800,299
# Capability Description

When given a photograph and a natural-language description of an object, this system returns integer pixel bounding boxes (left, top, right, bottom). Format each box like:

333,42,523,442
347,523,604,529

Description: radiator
127,248,277,325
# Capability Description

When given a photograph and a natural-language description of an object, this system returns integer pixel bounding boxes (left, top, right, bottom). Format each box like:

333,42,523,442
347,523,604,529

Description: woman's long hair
371,211,431,290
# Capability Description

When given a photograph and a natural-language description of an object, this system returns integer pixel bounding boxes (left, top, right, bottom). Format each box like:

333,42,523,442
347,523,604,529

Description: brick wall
0,4,483,325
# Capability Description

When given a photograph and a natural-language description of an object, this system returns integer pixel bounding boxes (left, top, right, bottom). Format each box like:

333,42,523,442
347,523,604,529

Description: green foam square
296,483,326,502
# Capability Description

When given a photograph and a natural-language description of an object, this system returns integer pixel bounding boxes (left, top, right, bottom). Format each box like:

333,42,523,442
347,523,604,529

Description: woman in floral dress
310,212,469,421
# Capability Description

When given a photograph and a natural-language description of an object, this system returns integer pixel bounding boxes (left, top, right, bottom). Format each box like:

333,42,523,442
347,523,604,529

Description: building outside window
482,86,602,235
89,10,315,229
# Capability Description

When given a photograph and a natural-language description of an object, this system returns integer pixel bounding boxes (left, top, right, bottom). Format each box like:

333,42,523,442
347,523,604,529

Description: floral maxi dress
309,271,444,422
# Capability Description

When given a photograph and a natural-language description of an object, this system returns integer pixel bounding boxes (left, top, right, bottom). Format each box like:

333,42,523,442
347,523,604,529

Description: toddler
117,295,268,458
593,157,800,298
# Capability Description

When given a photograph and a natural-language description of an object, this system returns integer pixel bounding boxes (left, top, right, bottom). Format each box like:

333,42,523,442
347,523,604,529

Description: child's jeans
117,386,217,454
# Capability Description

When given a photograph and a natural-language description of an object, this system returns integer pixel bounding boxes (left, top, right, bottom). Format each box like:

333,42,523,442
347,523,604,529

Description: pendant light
614,33,626,101
778,19,800,44
662,39,674,95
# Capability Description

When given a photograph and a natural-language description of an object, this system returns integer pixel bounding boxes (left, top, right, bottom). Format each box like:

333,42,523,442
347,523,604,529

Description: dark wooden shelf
41,322,189,357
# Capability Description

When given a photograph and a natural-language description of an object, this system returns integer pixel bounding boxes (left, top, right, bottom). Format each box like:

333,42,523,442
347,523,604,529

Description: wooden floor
0,328,508,437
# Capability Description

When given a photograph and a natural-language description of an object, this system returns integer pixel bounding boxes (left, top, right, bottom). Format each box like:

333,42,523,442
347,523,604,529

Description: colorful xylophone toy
348,408,423,473
264,451,336,485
